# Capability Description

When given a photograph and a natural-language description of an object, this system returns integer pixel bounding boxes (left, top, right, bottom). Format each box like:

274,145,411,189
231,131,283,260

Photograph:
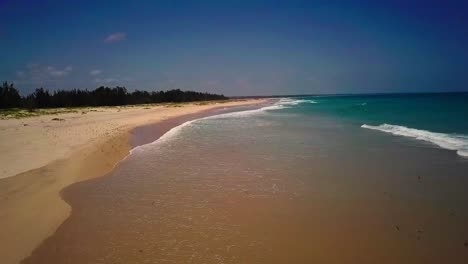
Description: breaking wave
130,98,309,155
362,124,468,157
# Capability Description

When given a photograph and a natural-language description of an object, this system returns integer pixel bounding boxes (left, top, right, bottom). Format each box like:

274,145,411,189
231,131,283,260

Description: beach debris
418,176,421,181
23,123,28,126
51,117,64,121
464,240,468,247
395,225,400,231
449,210,456,217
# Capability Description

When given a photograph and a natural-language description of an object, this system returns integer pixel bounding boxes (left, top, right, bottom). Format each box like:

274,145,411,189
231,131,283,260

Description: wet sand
20,104,468,264
0,99,267,264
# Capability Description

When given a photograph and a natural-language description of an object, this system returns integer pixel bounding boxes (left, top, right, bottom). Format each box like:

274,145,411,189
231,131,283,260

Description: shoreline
0,99,269,264
130,103,266,148
11,97,468,264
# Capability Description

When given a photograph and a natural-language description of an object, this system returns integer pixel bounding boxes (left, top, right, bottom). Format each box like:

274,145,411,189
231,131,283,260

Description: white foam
129,98,315,155
129,99,282,154
203,97,315,119
129,119,198,155
362,124,468,158
277,98,318,106
204,103,284,119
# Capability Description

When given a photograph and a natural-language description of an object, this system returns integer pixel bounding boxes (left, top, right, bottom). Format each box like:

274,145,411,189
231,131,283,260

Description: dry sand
0,99,266,264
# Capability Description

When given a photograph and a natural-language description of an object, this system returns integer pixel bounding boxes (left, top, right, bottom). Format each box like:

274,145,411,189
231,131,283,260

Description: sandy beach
0,99,267,264
3,2,468,263
19,97,468,264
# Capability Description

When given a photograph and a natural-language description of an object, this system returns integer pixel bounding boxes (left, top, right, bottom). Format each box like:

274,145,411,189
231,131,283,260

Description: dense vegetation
0,82,227,109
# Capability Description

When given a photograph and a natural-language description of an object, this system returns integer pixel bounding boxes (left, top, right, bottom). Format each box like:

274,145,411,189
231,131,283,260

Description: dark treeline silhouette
0,82,227,109
0,82,21,108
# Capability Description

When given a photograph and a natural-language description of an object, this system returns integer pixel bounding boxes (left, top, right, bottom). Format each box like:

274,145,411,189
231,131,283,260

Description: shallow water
24,97,468,264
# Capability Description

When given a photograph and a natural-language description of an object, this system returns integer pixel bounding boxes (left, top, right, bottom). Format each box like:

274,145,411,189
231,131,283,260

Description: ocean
25,93,468,263
304,93,468,157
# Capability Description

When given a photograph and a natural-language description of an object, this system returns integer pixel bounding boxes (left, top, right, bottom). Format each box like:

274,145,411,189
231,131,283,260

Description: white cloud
14,64,73,86
46,65,73,77
94,77,119,84
90,69,102,76
93,76,132,85
16,71,25,78
104,32,127,43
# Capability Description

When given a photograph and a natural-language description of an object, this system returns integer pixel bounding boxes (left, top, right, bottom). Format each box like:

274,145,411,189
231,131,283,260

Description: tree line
0,82,227,109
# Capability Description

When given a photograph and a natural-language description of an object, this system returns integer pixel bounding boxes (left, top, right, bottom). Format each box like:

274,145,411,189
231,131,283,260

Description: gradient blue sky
1,0,468,96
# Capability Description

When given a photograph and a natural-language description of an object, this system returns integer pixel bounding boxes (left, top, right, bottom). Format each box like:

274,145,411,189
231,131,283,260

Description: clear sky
1,0,468,96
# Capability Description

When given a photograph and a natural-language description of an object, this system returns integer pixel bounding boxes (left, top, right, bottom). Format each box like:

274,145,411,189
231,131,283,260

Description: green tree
0,81,21,108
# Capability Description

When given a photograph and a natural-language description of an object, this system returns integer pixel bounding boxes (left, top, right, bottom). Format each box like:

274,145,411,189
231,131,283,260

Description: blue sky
1,0,468,96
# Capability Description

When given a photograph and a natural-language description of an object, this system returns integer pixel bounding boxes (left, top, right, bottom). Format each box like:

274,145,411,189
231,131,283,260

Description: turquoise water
276,93,468,157
129,93,468,159
298,93,468,134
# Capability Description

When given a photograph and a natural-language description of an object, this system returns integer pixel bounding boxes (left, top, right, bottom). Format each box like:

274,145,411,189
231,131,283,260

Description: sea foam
129,99,289,155
203,98,315,119
129,119,198,155
362,124,468,157
130,98,303,155
278,98,318,105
